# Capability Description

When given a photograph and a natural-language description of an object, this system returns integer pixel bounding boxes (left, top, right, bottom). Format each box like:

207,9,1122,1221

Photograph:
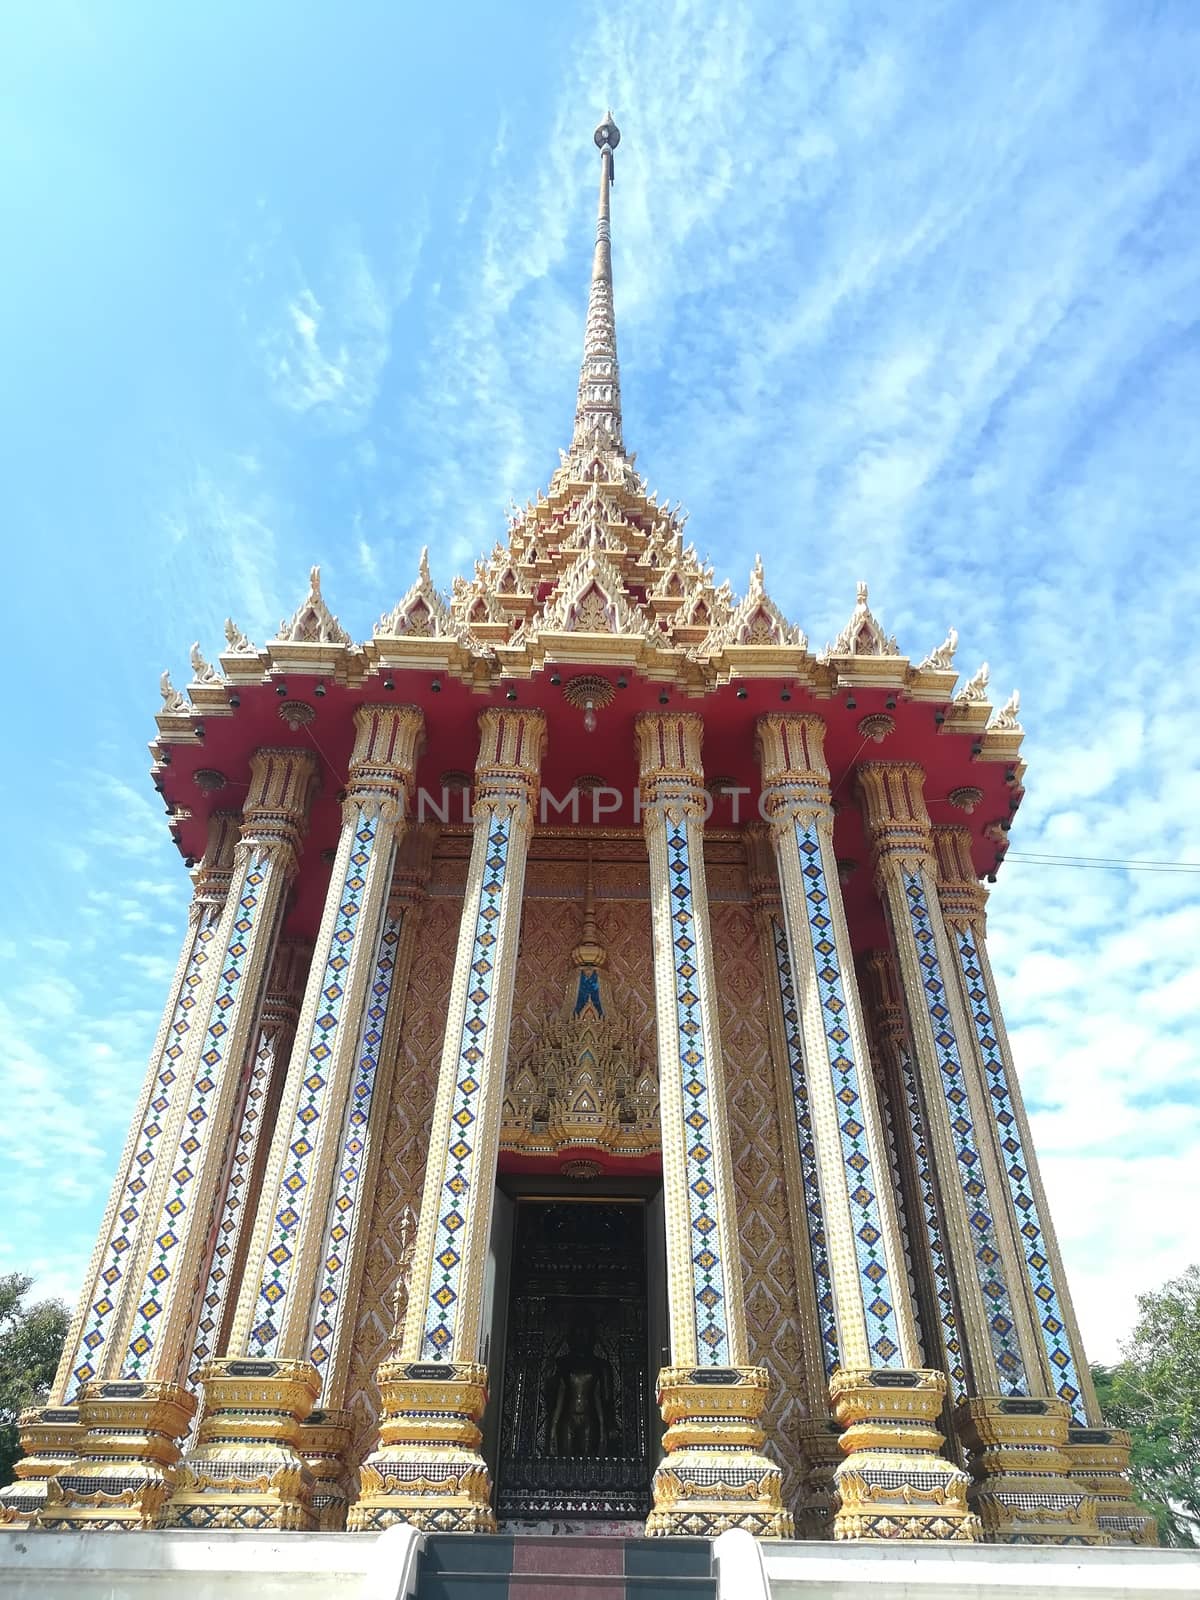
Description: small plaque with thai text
999,1398,1048,1416
689,1368,740,1385
225,1360,279,1378
406,1363,454,1381
98,1381,146,1399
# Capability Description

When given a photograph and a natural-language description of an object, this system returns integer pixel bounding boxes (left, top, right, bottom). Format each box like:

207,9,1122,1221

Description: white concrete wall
0,1524,422,1600
762,1540,1200,1600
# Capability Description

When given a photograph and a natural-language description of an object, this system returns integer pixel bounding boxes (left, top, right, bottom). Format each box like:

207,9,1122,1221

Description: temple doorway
491,1195,657,1524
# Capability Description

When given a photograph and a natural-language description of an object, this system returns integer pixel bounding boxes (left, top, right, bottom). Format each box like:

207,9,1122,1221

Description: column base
645,1366,793,1539
793,1416,842,1539
831,1368,979,1542
298,1407,356,1531
955,1397,1103,1544
1067,1426,1158,1546
0,1406,83,1527
348,1360,496,1534
162,1358,319,1531
38,1382,194,1531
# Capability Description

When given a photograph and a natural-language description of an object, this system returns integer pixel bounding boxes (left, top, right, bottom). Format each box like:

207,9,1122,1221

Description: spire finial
570,115,624,458
572,847,607,969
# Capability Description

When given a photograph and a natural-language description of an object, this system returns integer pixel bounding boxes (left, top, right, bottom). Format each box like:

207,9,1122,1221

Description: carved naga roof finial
159,670,189,713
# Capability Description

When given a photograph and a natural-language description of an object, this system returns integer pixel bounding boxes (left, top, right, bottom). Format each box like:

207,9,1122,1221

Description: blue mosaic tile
899,870,1029,1393
769,914,839,1376
309,912,402,1374
666,822,731,1365
790,823,903,1366
895,1038,966,1398
192,1030,279,1374
249,810,382,1357
124,855,274,1375
954,927,1085,1421
67,906,221,1396
422,815,511,1359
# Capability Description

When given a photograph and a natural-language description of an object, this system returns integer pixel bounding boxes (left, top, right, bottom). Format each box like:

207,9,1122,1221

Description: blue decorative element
895,1039,965,1398
792,823,903,1365
310,910,403,1374
955,926,1085,1420
250,810,382,1357
574,968,603,1016
124,855,274,1374
769,914,839,1376
422,813,511,1358
665,821,730,1364
900,870,1028,1392
67,905,221,1396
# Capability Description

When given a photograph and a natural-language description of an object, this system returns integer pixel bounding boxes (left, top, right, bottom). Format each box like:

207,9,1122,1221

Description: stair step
421,1533,712,1578
417,1533,716,1600
420,1577,715,1600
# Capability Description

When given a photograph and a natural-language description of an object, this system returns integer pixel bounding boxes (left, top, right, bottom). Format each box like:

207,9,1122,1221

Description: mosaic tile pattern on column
896,1038,965,1397
665,820,730,1364
67,906,221,1394
191,1030,278,1375
124,855,274,1375
900,869,1028,1392
793,822,902,1365
955,926,1085,1419
310,912,403,1374
422,813,511,1358
249,810,381,1356
769,913,839,1376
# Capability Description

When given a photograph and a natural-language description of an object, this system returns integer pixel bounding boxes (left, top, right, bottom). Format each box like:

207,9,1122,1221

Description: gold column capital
859,948,906,1052
191,811,240,910
932,824,988,925
260,937,313,1041
857,760,935,883
388,823,438,915
345,703,426,821
240,747,321,875
755,712,833,829
634,710,706,817
474,705,546,812
742,823,781,914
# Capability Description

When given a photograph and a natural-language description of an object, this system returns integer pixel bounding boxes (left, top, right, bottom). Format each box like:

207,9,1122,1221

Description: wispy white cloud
258,233,402,435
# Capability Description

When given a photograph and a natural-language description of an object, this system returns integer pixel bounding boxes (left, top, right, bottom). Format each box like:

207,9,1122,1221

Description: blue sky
1,1,1198,1365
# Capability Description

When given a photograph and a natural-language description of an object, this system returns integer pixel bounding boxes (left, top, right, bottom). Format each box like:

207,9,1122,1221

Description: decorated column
40,749,318,1531
857,763,1098,1544
0,812,239,1528
185,937,312,1388
743,824,843,1537
635,712,790,1539
351,707,545,1534
756,714,974,1542
858,948,966,1420
932,825,1153,1545
166,704,424,1532
297,824,437,1530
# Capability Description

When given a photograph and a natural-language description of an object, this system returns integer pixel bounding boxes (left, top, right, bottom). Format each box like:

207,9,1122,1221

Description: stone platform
2,1528,1199,1600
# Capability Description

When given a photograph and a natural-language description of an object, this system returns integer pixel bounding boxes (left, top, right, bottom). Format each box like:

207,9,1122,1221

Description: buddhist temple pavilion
1,117,1154,1551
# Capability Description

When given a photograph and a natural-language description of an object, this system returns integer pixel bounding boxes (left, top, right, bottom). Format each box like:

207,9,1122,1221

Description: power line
1004,851,1200,876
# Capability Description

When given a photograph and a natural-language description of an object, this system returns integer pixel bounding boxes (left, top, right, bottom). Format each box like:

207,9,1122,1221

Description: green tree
0,1273,70,1487
1092,1263,1200,1548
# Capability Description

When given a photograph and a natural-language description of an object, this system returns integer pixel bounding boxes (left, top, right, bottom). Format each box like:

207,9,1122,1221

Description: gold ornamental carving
830,1369,978,1542
500,857,658,1167
162,1359,320,1531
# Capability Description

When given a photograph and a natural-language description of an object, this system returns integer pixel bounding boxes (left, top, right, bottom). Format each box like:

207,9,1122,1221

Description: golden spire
571,113,624,457
572,848,606,970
